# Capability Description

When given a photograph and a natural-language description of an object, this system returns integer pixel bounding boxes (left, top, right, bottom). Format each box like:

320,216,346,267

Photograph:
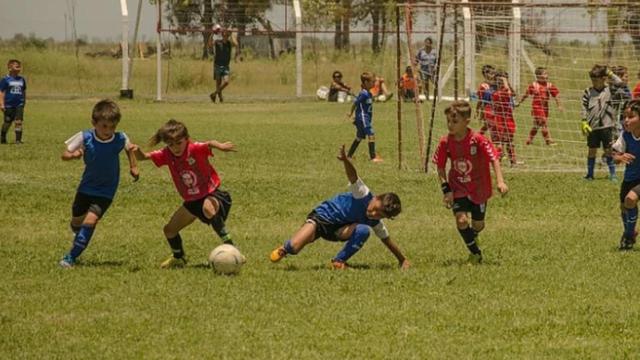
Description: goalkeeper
581,64,623,181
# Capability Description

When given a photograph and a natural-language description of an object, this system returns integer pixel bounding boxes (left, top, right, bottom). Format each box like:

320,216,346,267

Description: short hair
332,70,343,78
405,65,413,72
379,192,402,218
149,119,190,146
424,37,433,45
481,64,495,76
590,64,608,78
612,65,627,77
625,99,640,117
360,71,374,84
91,99,121,124
444,100,472,119
534,67,546,76
7,59,20,66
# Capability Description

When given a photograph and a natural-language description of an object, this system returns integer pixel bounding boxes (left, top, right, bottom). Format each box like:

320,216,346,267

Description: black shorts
306,210,346,242
3,107,24,123
183,189,232,224
451,197,487,221
72,192,112,218
587,128,613,149
620,179,640,203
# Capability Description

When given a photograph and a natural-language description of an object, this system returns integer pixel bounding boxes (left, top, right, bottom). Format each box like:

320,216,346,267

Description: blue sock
69,225,95,259
334,224,370,263
283,239,297,255
623,207,638,239
587,157,595,178
606,156,616,176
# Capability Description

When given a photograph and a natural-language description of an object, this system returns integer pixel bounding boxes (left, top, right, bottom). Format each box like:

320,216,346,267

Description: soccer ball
377,94,387,102
418,94,427,102
208,244,246,275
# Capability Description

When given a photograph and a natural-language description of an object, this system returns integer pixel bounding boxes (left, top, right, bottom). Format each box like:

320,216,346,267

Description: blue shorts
354,119,374,139
214,65,230,80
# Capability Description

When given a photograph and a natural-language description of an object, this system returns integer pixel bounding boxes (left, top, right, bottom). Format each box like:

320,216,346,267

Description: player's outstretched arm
516,93,528,107
380,236,410,270
132,146,151,161
491,158,509,195
207,140,236,152
338,144,358,184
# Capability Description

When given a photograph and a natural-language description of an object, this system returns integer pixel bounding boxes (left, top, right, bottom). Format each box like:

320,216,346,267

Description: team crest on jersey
187,157,196,166
454,158,472,183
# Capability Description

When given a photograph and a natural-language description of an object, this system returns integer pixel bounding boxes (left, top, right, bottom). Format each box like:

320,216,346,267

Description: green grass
1,99,640,358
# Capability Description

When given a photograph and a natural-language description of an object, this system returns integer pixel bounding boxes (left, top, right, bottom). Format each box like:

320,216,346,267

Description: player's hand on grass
619,153,636,165
400,259,411,270
497,181,509,195
580,120,592,136
217,141,237,152
337,144,348,162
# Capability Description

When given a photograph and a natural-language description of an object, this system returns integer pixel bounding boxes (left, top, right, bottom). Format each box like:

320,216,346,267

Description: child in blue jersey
59,99,139,268
613,100,640,250
0,59,26,144
346,71,384,162
269,145,410,269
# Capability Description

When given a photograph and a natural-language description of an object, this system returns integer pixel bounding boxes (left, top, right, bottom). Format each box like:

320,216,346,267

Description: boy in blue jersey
613,100,640,250
58,99,140,268
0,59,27,144
269,145,410,269
346,71,384,162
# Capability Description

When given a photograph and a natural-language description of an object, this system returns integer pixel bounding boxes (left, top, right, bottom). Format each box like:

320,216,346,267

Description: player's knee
163,223,177,238
455,215,469,229
203,197,219,219
352,224,370,243
624,193,639,209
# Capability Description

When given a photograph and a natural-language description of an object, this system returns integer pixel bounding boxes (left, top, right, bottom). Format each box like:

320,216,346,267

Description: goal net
401,1,640,173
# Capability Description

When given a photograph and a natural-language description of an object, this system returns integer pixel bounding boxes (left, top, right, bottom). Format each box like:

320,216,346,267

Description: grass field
1,98,640,358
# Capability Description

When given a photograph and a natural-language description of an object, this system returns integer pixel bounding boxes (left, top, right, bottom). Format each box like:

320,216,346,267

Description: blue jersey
613,131,640,182
0,75,26,108
313,179,390,241
65,130,129,199
354,89,373,126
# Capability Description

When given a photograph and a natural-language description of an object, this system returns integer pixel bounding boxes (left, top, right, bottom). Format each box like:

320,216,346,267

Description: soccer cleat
371,155,384,163
15,140,23,144
467,253,483,265
160,256,187,269
525,139,532,145
269,246,287,263
546,140,557,146
209,92,217,103
619,232,637,251
583,175,595,181
218,92,224,103
59,254,75,268
330,259,349,270
609,174,619,183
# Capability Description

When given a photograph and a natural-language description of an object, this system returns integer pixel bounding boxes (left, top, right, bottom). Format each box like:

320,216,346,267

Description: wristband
441,182,451,194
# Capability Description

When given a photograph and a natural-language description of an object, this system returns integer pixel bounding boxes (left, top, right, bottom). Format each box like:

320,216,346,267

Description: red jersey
526,81,559,118
432,129,498,204
149,141,221,202
633,82,640,99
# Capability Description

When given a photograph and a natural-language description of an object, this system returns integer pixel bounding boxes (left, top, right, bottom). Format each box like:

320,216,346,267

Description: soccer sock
587,157,596,178
15,129,22,142
368,141,376,159
0,130,6,143
167,233,185,259
623,207,638,239
283,239,297,255
528,127,537,141
68,225,95,259
211,216,232,244
70,223,81,235
458,226,481,255
347,139,360,158
606,156,616,176
334,224,370,263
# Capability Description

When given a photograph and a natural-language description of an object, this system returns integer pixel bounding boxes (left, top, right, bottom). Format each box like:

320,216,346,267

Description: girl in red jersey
133,119,238,268
433,100,508,264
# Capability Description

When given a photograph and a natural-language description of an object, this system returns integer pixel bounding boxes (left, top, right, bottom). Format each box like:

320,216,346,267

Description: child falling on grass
59,99,139,268
433,100,508,264
612,100,640,250
133,119,240,268
269,145,410,270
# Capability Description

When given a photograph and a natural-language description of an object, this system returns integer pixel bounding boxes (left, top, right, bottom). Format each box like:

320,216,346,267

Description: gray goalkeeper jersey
581,74,622,130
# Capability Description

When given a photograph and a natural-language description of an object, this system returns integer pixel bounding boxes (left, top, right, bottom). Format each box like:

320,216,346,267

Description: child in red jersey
632,70,640,100
133,119,238,268
475,64,496,136
492,71,519,166
433,100,508,264
516,67,562,146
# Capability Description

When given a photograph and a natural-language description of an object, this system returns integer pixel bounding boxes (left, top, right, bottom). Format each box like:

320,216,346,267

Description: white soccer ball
418,94,427,102
208,244,246,275
377,94,387,102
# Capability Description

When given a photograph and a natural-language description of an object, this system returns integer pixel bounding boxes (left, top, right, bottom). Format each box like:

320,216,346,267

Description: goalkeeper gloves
581,120,592,136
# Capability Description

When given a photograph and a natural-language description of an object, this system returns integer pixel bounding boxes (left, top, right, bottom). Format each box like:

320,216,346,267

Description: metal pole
396,6,402,170
156,0,162,101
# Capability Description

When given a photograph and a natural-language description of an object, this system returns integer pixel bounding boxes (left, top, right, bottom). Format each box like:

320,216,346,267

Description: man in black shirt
209,25,236,103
